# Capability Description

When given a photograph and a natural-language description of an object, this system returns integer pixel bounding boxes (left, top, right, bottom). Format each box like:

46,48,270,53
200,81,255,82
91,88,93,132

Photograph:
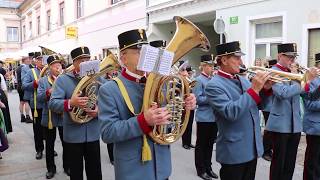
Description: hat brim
73,54,91,61
201,61,214,65
281,52,299,56
120,41,148,51
49,60,62,66
216,51,246,57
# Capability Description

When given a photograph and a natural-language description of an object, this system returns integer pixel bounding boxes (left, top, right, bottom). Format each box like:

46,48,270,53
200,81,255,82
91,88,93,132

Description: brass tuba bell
70,50,120,123
143,16,210,145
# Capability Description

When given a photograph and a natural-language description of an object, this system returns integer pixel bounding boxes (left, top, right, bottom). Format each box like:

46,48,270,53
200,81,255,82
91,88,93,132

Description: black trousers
262,111,272,153
270,132,301,180
303,135,320,180
66,140,102,180
182,110,194,146
31,108,44,153
195,122,218,174
43,126,68,172
220,158,257,180
107,143,114,162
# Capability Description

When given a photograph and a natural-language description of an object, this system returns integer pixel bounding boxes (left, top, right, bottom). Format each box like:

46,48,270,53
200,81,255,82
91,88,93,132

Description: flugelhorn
241,66,305,83
143,16,210,145
39,46,65,77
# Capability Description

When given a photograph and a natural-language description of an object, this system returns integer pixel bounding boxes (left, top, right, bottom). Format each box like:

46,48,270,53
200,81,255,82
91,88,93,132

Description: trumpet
240,66,305,83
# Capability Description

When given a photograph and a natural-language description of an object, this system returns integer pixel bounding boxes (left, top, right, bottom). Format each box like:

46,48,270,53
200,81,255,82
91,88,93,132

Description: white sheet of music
137,45,174,76
79,60,100,77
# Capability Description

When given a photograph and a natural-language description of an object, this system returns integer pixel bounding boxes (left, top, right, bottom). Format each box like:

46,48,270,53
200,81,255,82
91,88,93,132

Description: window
37,16,40,35
253,20,283,60
111,0,122,4
29,21,32,38
76,0,83,18
7,27,18,42
308,28,320,66
47,10,51,31
22,25,26,41
59,2,65,25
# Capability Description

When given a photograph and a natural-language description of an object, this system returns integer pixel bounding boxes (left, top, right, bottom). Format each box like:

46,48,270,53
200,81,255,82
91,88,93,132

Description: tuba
143,16,210,145
70,50,120,123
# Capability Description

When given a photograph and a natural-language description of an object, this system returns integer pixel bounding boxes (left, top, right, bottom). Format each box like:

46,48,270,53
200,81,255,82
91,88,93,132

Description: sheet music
137,45,174,76
79,60,100,77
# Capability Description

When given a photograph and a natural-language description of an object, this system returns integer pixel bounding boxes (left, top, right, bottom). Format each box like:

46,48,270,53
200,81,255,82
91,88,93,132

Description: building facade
147,0,320,67
18,0,146,63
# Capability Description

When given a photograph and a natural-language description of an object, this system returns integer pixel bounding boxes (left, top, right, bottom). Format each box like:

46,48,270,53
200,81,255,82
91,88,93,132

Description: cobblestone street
0,91,305,180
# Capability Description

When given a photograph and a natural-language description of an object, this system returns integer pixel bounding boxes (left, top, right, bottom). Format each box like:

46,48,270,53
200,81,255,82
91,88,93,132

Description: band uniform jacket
194,73,215,122
98,73,171,180
48,72,100,143
37,75,63,128
22,68,44,109
303,77,320,136
205,73,263,164
266,66,303,133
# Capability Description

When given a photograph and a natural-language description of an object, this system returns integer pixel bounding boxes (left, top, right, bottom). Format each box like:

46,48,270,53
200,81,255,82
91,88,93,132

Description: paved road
0,91,305,179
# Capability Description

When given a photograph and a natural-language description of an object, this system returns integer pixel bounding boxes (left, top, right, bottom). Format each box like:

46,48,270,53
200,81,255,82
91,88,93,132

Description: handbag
0,128,8,152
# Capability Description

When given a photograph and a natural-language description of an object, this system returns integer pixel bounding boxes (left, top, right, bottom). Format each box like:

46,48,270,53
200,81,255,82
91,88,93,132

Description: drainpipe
15,8,22,50
145,0,149,31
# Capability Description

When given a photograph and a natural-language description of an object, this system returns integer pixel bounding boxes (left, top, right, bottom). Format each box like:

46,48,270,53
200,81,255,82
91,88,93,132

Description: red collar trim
217,70,236,79
201,72,210,79
122,69,141,83
275,63,290,72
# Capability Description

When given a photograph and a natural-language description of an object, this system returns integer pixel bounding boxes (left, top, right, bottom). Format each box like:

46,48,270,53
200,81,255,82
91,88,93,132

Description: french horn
70,50,120,123
143,16,210,145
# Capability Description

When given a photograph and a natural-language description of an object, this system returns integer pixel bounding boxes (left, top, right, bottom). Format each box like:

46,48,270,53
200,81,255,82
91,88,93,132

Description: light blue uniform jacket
266,66,303,133
98,74,171,180
37,76,63,127
205,74,263,164
303,77,320,135
194,73,215,122
48,72,100,143
22,68,44,109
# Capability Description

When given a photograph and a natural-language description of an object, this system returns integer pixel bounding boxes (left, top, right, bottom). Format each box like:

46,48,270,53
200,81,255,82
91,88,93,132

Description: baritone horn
70,50,120,123
143,16,210,145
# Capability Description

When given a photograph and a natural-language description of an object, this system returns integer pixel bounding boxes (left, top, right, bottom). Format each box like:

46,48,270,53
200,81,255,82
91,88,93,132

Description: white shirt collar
126,69,143,79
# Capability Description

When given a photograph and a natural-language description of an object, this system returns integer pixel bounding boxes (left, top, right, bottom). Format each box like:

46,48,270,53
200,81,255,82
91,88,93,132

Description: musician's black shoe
21,114,26,122
206,169,218,179
189,144,195,148
198,172,212,180
54,151,57,157
46,169,56,179
262,152,272,161
182,144,191,150
64,168,70,176
25,115,33,123
36,152,43,160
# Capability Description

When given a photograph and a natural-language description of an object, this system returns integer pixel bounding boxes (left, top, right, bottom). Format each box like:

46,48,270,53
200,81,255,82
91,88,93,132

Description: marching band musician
98,29,196,180
22,52,45,160
266,43,320,180
303,52,320,180
182,65,196,150
48,47,102,180
194,55,218,180
37,55,69,178
261,58,277,161
205,41,273,180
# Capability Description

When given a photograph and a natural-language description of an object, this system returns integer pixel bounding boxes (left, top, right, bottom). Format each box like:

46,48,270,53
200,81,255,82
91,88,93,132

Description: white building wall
19,0,146,58
215,0,320,65
0,8,20,53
